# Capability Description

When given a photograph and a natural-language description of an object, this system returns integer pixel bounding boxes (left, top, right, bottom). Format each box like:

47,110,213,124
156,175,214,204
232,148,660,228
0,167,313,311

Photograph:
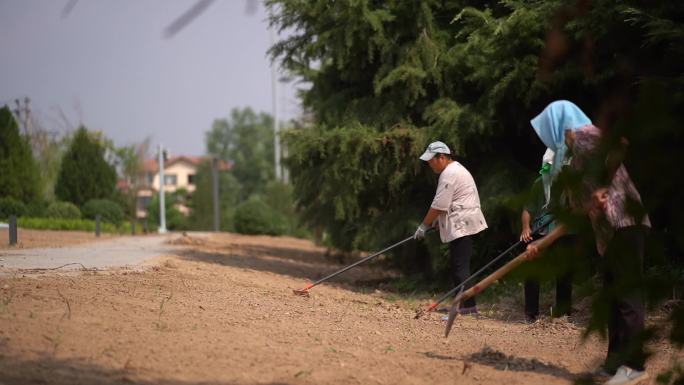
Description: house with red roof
122,156,231,218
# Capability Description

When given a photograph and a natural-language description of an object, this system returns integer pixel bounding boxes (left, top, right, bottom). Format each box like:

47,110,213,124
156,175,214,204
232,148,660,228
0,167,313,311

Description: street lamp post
158,144,167,234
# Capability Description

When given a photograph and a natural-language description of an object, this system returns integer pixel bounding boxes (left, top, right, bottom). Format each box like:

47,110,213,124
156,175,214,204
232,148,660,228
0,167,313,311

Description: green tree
25,122,69,202
268,0,684,262
205,107,275,198
0,106,41,204
54,126,117,207
267,0,545,258
188,159,241,231
112,139,149,219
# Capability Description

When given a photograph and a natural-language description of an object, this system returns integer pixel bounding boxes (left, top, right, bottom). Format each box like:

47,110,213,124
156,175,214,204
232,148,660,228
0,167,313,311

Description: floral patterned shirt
570,125,651,255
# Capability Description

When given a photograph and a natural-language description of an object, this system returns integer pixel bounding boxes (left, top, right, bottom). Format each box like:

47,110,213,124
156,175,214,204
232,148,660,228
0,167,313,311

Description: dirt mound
167,233,206,246
525,316,582,334
468,346,559,372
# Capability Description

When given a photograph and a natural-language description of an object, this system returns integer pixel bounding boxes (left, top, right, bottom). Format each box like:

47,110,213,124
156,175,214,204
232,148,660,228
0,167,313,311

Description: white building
130,156,230,218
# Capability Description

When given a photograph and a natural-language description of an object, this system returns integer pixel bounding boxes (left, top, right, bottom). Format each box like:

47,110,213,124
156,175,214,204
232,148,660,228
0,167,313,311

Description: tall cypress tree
0,106,41,203
55,126,116,207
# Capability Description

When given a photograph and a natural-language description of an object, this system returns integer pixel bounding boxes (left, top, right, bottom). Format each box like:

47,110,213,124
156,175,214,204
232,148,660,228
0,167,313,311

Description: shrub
0,197,27,220
146,192,189,231
25,201,48,218
233,196,286,236
82,199,124,224
45,201,81,219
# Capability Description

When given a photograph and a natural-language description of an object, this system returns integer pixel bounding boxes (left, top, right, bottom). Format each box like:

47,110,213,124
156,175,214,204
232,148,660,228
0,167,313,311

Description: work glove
414,223,430,240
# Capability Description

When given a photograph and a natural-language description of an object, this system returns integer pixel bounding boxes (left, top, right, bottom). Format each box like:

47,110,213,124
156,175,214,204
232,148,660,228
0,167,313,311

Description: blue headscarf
530,100,591,178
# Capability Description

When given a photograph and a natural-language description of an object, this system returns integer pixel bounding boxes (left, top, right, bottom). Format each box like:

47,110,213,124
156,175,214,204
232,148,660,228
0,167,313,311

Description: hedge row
1,197,125,224
16,217,132,234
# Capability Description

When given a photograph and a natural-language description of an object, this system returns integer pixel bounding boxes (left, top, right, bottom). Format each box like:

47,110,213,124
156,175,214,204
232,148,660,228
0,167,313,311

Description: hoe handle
426,216,553,313
444,233,557,337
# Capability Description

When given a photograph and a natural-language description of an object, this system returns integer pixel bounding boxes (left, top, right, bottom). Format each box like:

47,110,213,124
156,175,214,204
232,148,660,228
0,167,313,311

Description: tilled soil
0,232,681,385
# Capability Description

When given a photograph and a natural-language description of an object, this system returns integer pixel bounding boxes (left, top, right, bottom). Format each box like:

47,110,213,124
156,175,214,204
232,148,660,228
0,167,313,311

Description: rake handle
296,235,415,293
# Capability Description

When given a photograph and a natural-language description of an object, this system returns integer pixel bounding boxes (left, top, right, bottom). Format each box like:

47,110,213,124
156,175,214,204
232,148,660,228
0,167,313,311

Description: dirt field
0,231,681,385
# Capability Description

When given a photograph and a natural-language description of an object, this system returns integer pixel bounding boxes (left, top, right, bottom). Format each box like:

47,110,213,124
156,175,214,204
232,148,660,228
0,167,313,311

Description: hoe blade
444,298,462,338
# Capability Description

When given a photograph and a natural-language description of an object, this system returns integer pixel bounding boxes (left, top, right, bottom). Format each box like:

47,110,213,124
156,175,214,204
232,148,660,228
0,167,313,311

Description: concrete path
0,234,186,274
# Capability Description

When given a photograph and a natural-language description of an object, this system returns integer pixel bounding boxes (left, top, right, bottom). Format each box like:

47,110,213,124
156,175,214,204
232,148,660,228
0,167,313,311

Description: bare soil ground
0,231,681,385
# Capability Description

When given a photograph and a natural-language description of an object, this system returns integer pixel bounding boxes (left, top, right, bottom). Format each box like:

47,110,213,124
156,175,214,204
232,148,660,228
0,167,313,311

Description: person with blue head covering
530,100,592,178
527,100,651,385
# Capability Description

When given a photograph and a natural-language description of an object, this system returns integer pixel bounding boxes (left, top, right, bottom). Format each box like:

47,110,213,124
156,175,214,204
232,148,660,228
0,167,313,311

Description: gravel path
0,233,198,273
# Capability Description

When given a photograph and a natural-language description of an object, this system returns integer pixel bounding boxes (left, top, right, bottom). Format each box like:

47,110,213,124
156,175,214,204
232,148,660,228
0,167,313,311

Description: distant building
118,156,230,218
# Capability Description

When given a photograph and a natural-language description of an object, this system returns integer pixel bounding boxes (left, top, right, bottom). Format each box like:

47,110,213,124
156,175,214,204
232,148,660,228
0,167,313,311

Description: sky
0,0,300,157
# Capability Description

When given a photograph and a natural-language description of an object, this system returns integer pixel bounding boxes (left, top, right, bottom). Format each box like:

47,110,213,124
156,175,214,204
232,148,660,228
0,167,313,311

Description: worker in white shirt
414,141,488,314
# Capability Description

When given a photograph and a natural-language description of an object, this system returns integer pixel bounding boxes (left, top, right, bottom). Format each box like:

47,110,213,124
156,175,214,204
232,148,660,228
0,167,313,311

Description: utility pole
269,25,282,181
282,138,289,183
212,157,220,232
12,97,31,136
158,144,167,234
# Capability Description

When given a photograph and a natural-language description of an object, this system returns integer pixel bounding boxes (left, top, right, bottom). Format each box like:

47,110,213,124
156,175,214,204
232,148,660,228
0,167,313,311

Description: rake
293,235,416,297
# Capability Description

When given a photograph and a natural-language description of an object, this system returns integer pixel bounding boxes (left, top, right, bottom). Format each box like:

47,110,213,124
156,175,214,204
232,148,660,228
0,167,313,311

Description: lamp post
158,144,167,234
212,157,220,231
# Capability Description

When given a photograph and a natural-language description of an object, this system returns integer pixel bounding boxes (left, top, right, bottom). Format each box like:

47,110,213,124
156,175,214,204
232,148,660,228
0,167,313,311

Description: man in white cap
415,141,488,314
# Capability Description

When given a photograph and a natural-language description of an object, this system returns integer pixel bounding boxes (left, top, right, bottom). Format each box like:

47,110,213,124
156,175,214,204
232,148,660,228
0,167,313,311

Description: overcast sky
0,0,300,157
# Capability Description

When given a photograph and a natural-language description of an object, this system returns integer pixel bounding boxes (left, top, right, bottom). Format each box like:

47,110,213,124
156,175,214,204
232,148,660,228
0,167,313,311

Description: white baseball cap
419,141,451,161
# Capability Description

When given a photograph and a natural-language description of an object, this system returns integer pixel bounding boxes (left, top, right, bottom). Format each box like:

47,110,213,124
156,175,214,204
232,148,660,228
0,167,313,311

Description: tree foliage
0,197,27,219
82,199,124,224
233,196,286,236
205,107,275,199
268,0,552,254
147,191,188,231
111,139,149,219
0,106,41,204
188,159,241,231
54,126,117,207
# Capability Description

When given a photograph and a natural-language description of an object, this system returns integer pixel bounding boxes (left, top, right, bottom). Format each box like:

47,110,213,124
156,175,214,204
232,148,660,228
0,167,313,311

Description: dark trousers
603,226,647,372
524,273,572,318
449,235,476,308
523,234,575,318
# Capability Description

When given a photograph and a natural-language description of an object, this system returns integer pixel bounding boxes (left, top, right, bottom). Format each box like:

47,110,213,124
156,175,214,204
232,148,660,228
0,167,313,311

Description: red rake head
292,288,310,297
414,302,438,319
292,283,314,297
